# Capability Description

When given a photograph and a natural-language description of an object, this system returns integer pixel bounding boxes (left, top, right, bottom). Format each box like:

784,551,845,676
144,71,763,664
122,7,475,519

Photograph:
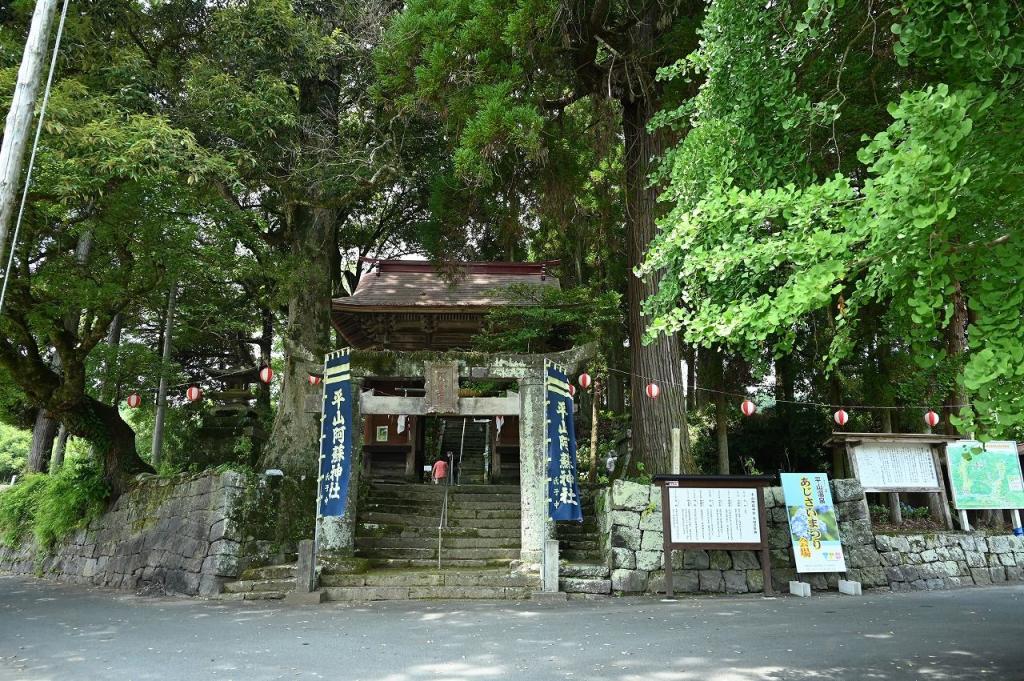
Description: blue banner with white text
546,363,583,522
318,350,353,517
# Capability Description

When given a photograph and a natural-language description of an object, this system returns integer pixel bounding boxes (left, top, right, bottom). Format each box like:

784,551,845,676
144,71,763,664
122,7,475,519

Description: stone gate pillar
518,372,550,564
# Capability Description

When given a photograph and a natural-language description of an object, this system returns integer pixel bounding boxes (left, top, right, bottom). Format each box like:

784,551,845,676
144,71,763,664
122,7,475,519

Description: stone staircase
357,482,520,568
557,486,611,596
440,418,489,484
218,564,296,601
216,479,537,602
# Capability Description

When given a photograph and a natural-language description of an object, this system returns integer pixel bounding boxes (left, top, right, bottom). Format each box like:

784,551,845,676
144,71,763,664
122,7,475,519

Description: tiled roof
333,260,559,310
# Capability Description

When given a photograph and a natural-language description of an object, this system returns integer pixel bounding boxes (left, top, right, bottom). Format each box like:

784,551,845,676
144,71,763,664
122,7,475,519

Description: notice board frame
827,433,956,530
654,475,777,598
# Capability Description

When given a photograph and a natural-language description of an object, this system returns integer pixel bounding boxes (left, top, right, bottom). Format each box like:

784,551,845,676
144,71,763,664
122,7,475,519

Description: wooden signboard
828,433,956,530
654,475,777,598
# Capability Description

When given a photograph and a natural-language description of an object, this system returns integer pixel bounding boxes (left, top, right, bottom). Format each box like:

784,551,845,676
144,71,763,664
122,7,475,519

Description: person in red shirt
431,456,449,485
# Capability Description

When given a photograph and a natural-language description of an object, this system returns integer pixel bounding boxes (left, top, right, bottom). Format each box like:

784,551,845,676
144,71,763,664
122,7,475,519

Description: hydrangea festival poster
780,473,847,573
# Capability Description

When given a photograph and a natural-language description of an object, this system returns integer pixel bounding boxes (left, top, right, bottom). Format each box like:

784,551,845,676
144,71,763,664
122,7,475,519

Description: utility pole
0,0,61,273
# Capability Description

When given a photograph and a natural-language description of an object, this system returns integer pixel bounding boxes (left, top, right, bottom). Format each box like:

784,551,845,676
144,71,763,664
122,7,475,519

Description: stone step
355,536,521,550
355,547,520,560
356,523,521,539
223,578,295,594
217,590,288,601
559,577,612,595
555,540,599,552
370,483,521,495
320,569,539,589
239,564,297,581
366,494,522,507
359,512,520,529
366,558,513,569
559,562,610,579
360,502,521,517
319,585,531,602
562,550,604,562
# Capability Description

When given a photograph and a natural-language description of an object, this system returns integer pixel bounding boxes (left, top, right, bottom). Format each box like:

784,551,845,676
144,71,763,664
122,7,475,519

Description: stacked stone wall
597,478,1024,594
0,471,247,596
877,532,1024,590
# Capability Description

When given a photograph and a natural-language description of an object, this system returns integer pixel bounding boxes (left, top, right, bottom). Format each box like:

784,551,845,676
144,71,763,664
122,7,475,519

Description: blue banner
546,362,583,522
317,349,353,517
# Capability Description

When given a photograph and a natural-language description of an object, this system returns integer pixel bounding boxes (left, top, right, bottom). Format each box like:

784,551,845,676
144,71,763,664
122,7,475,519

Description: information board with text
667,487,761,544
851,442,940,491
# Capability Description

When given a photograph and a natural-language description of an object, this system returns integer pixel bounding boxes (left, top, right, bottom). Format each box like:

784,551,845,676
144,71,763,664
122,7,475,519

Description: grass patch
0,455,109,549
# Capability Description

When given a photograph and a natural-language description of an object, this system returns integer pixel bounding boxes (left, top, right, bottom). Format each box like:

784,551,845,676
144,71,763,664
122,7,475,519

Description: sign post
654,475,776,598
831,433,957,530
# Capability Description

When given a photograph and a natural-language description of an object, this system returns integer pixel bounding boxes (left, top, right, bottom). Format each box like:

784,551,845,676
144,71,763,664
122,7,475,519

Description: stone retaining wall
0,471,246,596
596,478,1024,595
877,532,1024,590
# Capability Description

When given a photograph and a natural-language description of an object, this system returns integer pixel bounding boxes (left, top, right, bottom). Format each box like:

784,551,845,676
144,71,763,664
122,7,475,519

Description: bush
0,423,30,481
0,455,109,549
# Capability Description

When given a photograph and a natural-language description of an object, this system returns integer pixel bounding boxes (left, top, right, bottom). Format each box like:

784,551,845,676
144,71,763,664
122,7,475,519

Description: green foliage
0,455,109,549
474,284,621,353
643,0,1024,438
0,424,29,481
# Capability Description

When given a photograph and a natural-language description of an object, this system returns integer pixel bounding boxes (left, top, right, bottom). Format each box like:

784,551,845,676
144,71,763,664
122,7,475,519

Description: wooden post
670,427,681,475
0,0,61,267
931,446,954,530
660,484,674,599
888,493,903,525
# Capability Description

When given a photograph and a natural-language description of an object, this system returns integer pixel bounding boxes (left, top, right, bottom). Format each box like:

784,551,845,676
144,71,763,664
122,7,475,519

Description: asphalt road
2,576,1023,681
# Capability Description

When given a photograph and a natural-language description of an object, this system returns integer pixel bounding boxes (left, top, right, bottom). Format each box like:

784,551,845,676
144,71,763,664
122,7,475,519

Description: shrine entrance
298,259,590,600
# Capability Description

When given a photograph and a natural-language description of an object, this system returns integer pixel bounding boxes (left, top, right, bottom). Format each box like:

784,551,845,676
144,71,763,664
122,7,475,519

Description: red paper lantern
259,366,273,384
578,373,592,390
740,399,756,417
187,385,203,402
645,383,660,399
568,384,576,397
834,409,849,427
126,392,142,409
924,409,940,428
307,374,322,386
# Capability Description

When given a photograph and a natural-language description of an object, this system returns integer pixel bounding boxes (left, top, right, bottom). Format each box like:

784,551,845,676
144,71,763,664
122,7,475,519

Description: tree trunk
50,424,68,470
944,280,969,436
151,281,177,468
100,313,123,403
622,95,685,476
27,408,58,472
61,396,150,497
263,69,339,476
711,350,729,475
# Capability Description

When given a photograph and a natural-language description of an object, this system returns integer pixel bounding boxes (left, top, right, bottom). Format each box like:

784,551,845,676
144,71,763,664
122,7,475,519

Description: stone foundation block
731,551,760,571
709,550,732,570
640,530,663,551
610,510,642,529
610,526,642,551
611,568,648,593
611,480,651,512
724,570,748,593
682,549,710,570
611,547,636,569
636,550,663,572
699,570,725,592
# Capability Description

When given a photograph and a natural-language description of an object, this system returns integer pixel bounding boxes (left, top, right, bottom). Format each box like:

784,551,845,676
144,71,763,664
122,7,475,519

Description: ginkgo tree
641,0,1023,437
